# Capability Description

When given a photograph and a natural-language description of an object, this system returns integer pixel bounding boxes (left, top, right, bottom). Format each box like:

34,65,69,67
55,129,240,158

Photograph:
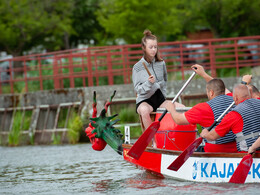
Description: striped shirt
206,95,236,144
233,99,260,151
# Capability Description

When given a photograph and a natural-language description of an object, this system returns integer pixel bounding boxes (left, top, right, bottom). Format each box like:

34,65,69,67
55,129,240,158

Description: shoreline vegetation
3,96,205,147
1,65,257,147
3,105,143,147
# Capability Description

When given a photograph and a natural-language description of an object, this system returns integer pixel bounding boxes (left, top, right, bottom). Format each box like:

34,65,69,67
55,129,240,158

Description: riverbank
1,75,259,146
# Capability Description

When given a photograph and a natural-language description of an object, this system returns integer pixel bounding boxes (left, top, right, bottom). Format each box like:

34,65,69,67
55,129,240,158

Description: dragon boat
86,91,260,184
123,143,260,183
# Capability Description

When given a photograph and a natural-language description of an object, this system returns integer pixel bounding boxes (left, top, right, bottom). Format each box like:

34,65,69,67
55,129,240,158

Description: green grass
93,106,142,139
217,66,251,77
8,111,23,146
8,110,33,146
117,108,139,124
67,111,83,144
111,107,142,139
57,108,69,128
22,110,33,130
52,133,62,145
118,125,142,139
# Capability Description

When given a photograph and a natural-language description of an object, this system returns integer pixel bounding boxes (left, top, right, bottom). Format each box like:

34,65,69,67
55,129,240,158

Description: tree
69,0,105,47
96,0,185,44
96,0,260,44
0,0,74,57
184,0,260,38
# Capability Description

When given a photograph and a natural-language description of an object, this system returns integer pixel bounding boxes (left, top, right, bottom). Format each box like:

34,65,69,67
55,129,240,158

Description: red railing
0,35,260,94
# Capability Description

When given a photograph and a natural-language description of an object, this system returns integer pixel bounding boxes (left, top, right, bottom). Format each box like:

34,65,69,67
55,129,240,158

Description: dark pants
136,89,165,112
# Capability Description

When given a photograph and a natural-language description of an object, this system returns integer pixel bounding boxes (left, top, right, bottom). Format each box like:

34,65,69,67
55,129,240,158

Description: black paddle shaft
158,70,197,122
207,101,235,131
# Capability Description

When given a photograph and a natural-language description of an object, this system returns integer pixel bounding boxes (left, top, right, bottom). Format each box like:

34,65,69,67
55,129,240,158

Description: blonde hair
141,29,163,62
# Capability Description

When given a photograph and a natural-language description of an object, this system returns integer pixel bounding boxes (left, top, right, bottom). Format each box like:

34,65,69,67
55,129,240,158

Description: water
0,144,259,195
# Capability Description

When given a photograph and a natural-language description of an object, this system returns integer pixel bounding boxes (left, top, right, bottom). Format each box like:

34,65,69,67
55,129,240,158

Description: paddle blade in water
127,121,160,160
167,137,203,171
229,154,253,184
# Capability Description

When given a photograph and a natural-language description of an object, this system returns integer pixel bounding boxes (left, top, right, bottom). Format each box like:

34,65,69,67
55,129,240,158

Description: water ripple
1,144,259,195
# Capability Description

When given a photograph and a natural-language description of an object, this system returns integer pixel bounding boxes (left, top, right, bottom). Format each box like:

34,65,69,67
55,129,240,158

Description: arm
241,74,252,85
200,128,221,141
248,137,260,154
191,64,232,94
163,101,189,125
132,67,155,95
191,64,213,82
201,112,239,141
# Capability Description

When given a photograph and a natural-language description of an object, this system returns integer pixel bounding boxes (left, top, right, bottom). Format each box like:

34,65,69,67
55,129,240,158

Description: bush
67,111,83,144
52,133,62,145
117,108,139,124
8,111,23,146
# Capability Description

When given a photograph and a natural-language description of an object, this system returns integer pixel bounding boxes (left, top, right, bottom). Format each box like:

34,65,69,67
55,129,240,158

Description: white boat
123,144,260,183
87,103,260,183
122,108,260,183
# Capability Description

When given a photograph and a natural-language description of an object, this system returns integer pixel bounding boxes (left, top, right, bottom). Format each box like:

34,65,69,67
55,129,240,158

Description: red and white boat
122,108,260,183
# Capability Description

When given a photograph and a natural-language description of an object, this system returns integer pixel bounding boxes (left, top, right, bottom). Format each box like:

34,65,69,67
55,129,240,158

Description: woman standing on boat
132,30,182,135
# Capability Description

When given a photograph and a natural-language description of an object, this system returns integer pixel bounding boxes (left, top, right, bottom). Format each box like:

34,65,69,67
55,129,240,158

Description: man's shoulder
227,110,242,119
219,111,242,126
187,102,212,113
237,98,260,108
193,102,210,109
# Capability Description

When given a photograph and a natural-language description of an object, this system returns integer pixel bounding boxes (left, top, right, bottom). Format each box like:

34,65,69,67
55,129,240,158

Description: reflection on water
0,144,259,195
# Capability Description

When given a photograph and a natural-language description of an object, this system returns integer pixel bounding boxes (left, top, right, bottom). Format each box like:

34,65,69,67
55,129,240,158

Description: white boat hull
161,154,260,183
123,144,260,183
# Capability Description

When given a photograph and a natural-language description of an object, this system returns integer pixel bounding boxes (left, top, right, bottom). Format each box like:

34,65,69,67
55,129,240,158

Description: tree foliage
0,0,74,56
96,0,186,44
69,0,104,47
96,0,260,44
0,0,259,56
189,0,260,38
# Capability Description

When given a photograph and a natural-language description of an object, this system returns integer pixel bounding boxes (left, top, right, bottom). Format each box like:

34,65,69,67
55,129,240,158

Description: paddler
164,64,252,152
201,84,260,153
248,84,260,100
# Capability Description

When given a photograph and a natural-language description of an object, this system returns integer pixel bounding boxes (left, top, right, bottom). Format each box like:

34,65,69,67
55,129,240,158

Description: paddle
127,70,197,160
142,62,152,76
167,101,235,171
229,153,253,184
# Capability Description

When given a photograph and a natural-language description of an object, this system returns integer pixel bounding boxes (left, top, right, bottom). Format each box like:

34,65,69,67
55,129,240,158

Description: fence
0,101,82,145
0,35,260,94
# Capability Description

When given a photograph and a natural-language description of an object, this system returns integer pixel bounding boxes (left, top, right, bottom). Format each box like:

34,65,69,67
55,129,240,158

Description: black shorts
136,89,166,112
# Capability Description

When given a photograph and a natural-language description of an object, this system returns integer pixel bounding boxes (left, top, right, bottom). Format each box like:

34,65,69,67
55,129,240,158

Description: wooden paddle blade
127,121,160,160
167,137,203,171
229,154,253,184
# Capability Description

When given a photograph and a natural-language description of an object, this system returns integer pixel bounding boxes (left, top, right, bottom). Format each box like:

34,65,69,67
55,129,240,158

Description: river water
0,144,259,195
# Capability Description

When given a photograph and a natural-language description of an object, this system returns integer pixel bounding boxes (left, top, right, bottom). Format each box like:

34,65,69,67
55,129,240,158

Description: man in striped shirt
201,84,260,153
165,64,252,152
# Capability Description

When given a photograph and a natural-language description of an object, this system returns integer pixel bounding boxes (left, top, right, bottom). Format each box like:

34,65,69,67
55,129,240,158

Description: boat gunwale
122,144,260,158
